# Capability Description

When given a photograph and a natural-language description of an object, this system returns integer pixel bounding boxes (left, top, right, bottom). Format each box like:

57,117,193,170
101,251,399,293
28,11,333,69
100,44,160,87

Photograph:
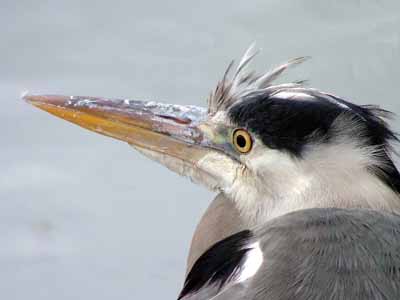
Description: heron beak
23,94,239,190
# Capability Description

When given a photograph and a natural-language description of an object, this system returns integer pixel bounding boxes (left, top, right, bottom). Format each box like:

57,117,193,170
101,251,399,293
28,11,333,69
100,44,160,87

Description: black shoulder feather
178,230,253,300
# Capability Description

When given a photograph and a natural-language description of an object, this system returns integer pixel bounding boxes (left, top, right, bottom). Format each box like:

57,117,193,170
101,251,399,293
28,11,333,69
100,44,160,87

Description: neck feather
228,143,400,227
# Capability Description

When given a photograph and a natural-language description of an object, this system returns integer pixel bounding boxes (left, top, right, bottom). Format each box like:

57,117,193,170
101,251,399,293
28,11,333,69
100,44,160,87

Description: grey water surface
1,0,400,299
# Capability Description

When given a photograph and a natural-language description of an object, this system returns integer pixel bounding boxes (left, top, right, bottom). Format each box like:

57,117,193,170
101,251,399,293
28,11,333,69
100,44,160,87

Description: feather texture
180,208,400,300
207,44,309,114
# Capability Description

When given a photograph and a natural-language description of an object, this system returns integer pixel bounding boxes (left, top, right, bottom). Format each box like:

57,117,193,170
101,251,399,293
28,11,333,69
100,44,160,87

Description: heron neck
229,168,400,227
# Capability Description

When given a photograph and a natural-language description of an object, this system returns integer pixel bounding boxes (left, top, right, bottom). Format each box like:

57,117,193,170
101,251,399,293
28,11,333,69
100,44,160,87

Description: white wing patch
237,241,263,283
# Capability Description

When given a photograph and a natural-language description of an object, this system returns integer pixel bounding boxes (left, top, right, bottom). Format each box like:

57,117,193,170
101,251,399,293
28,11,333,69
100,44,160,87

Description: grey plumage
181,208,400,300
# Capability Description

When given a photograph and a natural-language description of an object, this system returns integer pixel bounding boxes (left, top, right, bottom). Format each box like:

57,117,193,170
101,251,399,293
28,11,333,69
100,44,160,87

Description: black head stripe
228,92,344,156
228,90,400,194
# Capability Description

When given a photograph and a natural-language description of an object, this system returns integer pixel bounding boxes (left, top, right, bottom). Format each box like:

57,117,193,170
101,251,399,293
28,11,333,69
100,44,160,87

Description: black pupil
236,134,247,148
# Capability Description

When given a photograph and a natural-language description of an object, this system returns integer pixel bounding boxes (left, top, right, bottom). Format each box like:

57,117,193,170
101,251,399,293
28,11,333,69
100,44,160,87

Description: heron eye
232,129,252,154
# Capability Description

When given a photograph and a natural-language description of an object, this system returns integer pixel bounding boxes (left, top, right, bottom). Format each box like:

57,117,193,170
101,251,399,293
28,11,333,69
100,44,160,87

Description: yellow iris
232,129,253,154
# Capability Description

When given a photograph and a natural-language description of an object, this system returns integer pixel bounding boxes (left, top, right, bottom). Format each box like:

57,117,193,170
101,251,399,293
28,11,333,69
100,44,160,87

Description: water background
1,1,399,298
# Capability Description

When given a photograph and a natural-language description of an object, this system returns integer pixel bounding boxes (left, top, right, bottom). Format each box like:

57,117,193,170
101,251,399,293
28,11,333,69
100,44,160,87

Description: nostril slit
157,114,191,124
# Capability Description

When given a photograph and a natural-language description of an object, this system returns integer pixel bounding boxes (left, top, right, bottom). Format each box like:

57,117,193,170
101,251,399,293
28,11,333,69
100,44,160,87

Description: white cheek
196,151,241,190
247,146,313,198
231,134,400,225
243,140,293,174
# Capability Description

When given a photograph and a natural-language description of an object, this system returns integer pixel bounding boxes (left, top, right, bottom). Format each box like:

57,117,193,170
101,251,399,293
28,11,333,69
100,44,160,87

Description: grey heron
24,45,400,299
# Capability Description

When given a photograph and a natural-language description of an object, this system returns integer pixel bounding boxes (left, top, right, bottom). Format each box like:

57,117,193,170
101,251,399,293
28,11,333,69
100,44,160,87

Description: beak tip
21,90,32,102
21,91,44,106
21,93,72,108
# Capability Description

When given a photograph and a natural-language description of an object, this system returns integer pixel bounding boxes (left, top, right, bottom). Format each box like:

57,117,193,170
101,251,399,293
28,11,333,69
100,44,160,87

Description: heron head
25,46,400,225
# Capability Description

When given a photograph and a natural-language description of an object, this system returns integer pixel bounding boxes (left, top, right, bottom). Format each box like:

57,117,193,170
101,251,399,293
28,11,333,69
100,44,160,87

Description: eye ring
232,129,253,154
